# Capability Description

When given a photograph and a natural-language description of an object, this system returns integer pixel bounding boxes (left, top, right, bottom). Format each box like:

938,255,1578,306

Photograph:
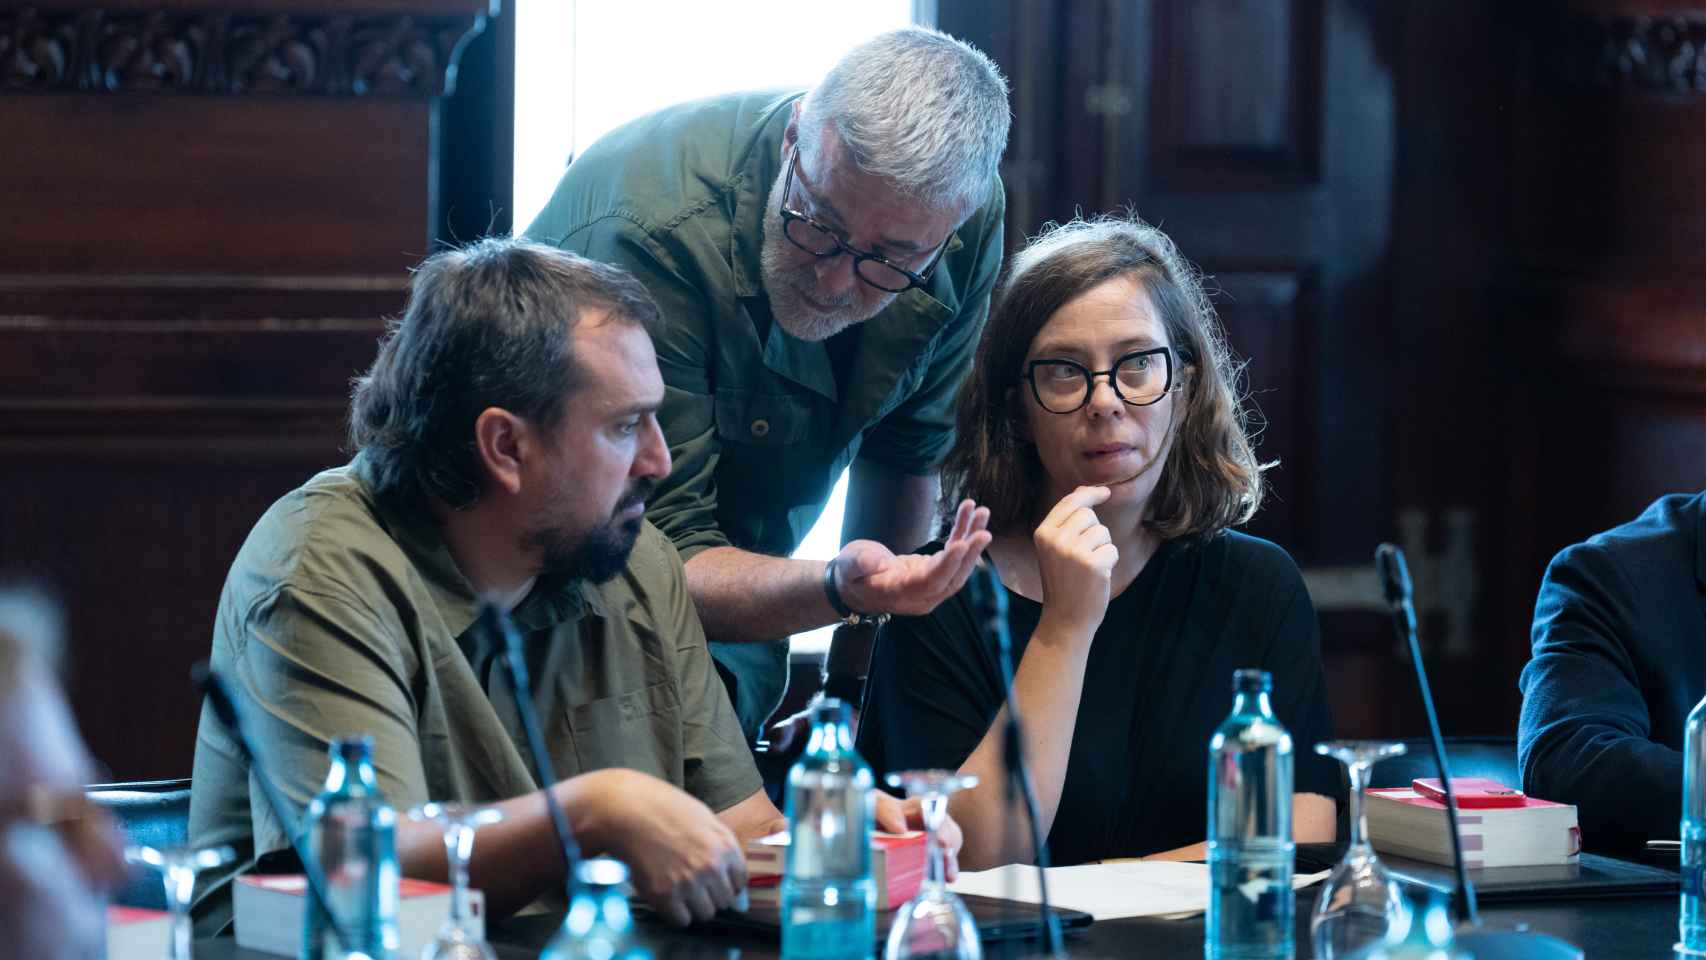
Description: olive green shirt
524,90,1006,737
186,460,760,935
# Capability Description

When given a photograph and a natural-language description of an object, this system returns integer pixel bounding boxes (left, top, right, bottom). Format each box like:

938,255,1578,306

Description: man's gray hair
798,26,1010,214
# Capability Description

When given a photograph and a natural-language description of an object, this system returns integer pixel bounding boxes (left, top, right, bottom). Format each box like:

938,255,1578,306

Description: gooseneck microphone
1375,545,1580,960
1375,544,1477,925
193,665,366,958
475,601,583,900
970,562,1064,957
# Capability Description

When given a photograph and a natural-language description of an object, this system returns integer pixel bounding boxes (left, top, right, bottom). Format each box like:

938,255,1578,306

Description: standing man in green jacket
526,27,1009,740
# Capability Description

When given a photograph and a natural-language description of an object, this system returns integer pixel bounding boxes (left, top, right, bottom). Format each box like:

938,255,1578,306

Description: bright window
513,1,915,655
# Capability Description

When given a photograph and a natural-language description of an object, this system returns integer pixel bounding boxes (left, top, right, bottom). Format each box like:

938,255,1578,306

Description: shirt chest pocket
563,679,684,783
714,388,815,446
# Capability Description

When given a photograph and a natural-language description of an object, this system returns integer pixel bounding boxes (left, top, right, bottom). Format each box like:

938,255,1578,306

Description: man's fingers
661,892,692,928
701,861,737,909
683,883,719,924
947,532,992,592
946,499,974,543
967,505,990,536
726,846,750,893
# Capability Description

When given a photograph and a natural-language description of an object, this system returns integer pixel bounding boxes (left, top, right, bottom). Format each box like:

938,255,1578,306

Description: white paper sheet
950,861,1330,921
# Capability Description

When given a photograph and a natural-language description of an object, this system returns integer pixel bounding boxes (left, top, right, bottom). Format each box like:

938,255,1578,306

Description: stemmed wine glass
409,803,503,960
124,843,237,959
883,770,981,960
1310,740,1410,959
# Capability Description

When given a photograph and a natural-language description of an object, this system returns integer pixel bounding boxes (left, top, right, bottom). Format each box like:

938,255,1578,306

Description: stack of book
232,874,482,956
744,830,929,909
1366,779,1581,868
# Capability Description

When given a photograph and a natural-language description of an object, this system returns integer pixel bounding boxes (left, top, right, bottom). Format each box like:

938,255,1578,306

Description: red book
1412,777,1528,808
1366,784,1581,869
744,830,929,909
232,874,484,957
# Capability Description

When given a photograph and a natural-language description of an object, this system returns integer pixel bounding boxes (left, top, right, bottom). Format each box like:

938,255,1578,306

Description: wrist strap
823,560,854,618
822,560,890,629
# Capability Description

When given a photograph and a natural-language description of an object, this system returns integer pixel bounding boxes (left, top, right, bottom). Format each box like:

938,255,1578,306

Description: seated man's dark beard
532,478,657,583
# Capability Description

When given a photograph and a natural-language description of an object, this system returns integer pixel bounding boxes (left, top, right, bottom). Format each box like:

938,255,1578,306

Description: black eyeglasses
778,148,951,294
1023,347,1175,414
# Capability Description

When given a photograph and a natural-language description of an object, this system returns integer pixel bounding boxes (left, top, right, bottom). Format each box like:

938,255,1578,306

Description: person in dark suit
1518,489,1706,851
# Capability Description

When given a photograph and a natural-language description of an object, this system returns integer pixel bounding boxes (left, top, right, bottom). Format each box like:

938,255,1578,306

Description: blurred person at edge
0,587,127,958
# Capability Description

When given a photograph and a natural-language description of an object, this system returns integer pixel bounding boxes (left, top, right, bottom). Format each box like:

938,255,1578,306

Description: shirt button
750,419,771,438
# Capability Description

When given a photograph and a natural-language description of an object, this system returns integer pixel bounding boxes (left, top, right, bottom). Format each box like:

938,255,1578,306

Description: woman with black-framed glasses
857,215,1342,870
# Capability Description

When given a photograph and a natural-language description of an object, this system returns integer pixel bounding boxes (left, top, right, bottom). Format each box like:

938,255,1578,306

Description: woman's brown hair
940,215,1265,540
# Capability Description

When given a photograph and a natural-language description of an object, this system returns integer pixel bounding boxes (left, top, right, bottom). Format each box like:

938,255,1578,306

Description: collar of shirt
350,453,609,639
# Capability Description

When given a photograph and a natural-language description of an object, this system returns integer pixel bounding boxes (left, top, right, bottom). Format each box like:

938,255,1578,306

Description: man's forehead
802,130,959,244
569,313,663,402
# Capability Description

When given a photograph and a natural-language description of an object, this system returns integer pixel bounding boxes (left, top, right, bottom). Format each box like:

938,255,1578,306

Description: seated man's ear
473,407,530,497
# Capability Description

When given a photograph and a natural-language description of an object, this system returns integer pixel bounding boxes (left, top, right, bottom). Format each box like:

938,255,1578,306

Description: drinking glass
883,770,981,960
124,843,237,959
1310,740,1410,959
408,803,503,960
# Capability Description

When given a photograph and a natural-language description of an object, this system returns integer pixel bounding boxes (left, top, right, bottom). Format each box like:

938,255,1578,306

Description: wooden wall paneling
1207,267,1316,552
1148,0,1323,191
0,0,495,780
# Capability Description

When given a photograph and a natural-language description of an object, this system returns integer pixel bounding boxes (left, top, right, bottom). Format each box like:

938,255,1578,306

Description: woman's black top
856,530,1342,865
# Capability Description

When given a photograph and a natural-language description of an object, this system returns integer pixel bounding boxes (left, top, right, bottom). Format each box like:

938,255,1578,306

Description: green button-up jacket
186,460,759,934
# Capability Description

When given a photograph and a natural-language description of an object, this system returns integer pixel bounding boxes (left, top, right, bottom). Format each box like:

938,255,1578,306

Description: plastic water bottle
1207,669,1295,960
1682,692,1706,952
781,698,876,960
541,857,650,960
302,735,399,960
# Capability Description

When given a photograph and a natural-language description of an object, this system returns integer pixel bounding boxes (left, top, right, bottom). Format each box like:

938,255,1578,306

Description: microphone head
1375,543,1413,609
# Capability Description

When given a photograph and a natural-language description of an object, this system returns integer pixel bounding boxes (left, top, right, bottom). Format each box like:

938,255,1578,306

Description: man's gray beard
759,206,894,342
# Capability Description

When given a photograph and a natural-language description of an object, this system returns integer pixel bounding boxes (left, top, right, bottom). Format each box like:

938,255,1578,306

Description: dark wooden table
197,885,1681,959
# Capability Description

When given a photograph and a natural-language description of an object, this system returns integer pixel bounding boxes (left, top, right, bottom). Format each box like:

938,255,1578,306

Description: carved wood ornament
0,4,487,96
1548,12,1706,94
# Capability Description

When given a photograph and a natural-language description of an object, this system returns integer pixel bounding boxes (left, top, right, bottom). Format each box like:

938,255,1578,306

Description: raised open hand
834,499,992,617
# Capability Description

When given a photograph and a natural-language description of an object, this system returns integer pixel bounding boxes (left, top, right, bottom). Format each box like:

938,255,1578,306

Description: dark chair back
1365,737,1519,792
88,778,193,911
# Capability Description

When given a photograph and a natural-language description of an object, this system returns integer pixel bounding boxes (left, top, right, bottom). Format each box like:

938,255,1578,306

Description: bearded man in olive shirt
187,239,956,934
525,28,1008,738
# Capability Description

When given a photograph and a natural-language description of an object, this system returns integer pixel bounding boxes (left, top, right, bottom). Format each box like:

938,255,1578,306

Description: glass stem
1347,760,1372,852
445,825,470,924
165,864,196,960
923,793,946,887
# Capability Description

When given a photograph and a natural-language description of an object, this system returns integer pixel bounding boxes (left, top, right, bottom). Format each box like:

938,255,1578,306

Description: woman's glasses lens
1115,352,1169,404
1030,351,1171,413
